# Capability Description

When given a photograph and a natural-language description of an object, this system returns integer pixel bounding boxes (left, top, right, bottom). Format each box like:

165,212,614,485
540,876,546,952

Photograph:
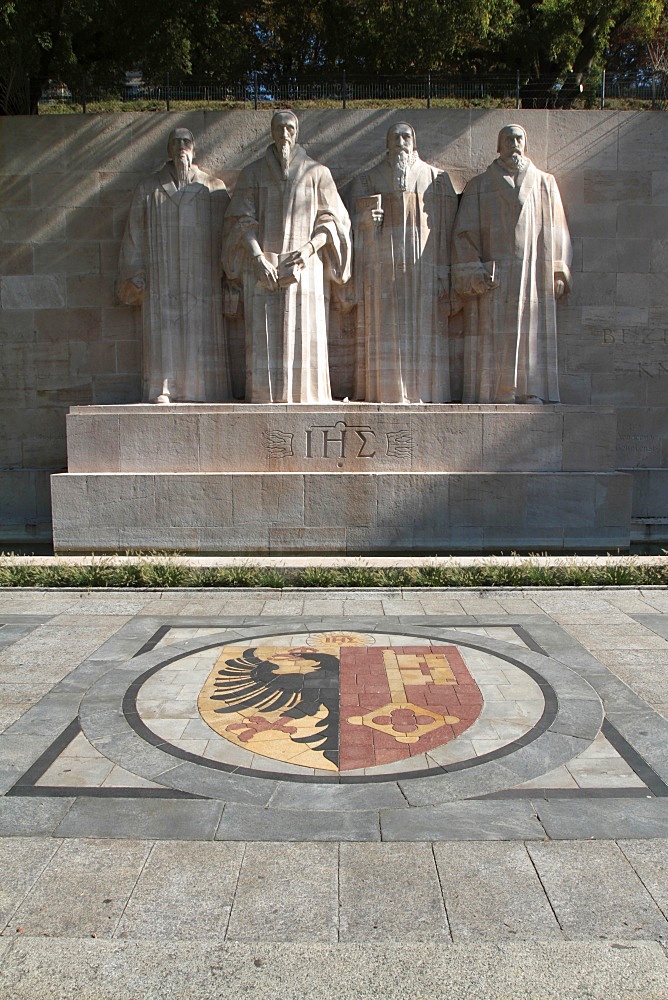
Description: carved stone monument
222,110,352,403
118,127,231,403
52,403,631,553
451,124,572,404
352,122,458,403
30,110,647,555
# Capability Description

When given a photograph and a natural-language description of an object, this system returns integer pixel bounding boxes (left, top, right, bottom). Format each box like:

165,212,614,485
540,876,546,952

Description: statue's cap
168,127,195,145
271,109,299,129
497,123,527,152
386,121,416,145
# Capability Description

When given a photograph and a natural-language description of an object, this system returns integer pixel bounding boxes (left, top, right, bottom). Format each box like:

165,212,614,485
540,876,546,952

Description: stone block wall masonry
64,405,617,474
50,470,633,554
0,110,667,542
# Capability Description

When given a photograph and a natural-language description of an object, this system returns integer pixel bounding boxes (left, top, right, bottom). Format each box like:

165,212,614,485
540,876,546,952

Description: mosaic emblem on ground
197,632,483,772
124,626,552,781
3,610,668,844
11,618,664,801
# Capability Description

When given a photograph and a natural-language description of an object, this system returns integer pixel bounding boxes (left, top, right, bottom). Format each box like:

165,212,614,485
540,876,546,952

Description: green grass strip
0,556,666,589
39,97,656,115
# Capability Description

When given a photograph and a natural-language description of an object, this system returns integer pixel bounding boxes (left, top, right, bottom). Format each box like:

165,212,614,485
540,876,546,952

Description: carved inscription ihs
265,421,412,462
307,422,376,459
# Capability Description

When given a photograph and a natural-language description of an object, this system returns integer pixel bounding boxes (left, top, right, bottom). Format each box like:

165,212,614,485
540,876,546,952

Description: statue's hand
283,243,312,270
253,253,279,291
554,278,565,299
358,207,384,229
472,269,497,295
118,275,145,306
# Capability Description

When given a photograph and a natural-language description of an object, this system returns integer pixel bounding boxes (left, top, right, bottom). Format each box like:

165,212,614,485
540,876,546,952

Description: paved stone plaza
0,583,667,998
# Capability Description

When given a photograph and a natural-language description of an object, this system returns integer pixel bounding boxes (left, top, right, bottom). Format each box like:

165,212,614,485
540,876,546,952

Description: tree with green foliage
0,0,258,114
283,0,515,75
0,0,666,112
496,0,665,106
605,9,668,76
0,0,140,113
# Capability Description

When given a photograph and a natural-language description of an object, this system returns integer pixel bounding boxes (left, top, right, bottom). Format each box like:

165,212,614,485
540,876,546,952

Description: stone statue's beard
501,152,526,172
279,140,292,179
175,151,192,189
389,149,415,191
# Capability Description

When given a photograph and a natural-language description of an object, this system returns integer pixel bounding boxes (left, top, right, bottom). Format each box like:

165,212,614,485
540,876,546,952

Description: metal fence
39,71,668,112
602,74,668,103
40,73,523,109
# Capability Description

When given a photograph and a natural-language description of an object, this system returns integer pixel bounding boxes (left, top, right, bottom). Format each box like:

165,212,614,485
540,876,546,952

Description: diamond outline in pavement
3,612,668,841
5,619,665,798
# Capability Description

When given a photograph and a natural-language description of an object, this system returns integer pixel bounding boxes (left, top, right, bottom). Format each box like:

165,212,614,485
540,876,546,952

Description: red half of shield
339,645,482,772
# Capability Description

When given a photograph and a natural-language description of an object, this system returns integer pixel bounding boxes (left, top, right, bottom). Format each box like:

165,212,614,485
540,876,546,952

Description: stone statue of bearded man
222,111,352,403
351,121,458,403
118,127,231,403
451,124,572,404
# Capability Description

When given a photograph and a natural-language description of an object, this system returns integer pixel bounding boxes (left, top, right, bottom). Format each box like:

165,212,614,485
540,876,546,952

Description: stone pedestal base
51,470,631,554
51,404,633,554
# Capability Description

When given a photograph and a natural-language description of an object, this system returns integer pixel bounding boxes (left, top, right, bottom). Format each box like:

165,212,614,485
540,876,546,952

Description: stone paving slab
268,781,407,812
0,621,53,657
6,838,151,939
0,797,75,836
379,798,546,841
0,767,30,797
433,841,563,940
52,797,224,841
536,797,668,840
0,837,60,931
224,842,339,943
526,841,668,942
618,839,668,921
0,939,666,1000
338,843,449,941
0,832,665,997
2,836,667,944
113,841,245,941
215,804,382,842
631,614,668,640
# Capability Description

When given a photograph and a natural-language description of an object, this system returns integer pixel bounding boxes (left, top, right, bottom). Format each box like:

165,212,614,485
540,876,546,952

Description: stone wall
0,109,666,546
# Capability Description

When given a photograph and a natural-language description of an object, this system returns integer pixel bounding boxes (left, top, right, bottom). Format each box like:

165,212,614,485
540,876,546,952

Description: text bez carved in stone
601,327,668,345
265,422,412,460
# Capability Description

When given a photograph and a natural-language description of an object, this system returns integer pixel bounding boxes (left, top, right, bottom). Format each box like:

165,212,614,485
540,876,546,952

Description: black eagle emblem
207,647,340,766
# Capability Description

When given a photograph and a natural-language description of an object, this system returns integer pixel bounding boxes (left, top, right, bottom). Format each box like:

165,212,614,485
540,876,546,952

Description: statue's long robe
222,144,351,403
352,157,458,402
451,158,572,403
118,164,231,402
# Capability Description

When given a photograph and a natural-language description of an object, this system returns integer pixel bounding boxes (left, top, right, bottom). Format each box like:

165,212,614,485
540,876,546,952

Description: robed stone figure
451,124,572,404
222,110,352,403
117,128,231,403
352,122,458,403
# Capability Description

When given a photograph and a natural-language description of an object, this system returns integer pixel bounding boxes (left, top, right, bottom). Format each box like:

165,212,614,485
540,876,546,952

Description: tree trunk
0,64,31,115
520,71,561,108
